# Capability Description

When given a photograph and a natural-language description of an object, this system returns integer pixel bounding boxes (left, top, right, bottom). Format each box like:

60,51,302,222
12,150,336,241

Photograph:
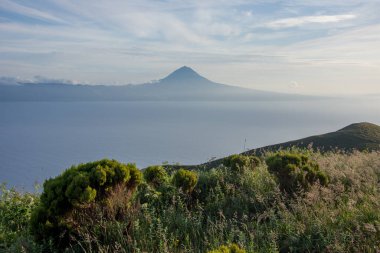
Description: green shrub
30,159,142,246
172,169,198,193
208,243,247,253
266,152,329,192
0,184,39,249
223,154,260,172
143,166,169,187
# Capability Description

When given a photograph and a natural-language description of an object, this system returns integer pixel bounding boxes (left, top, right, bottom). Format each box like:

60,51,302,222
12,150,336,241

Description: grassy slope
251,122,380,153
196,122,380,170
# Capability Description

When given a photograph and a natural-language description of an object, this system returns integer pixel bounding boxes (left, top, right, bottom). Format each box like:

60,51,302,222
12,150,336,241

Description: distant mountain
188,122,380,170
158,66,215,86
0,66,307,101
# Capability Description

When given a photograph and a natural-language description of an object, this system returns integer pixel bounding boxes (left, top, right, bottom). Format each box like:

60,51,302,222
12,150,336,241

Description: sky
0,0,380,95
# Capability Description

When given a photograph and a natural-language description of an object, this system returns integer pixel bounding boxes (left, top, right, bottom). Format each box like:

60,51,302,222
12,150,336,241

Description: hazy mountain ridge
0,66,308,101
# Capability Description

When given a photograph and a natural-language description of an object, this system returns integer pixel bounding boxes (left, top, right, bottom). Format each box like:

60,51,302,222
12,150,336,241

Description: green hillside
252,122,380,152
201,122,380,170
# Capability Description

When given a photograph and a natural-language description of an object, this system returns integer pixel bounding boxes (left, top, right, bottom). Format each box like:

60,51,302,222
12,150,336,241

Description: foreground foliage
172,168,198,193
2,150,380,252
223,154,260,173
208,243,247,253
30,159,142,248
0,184,39,251
266,152,329,192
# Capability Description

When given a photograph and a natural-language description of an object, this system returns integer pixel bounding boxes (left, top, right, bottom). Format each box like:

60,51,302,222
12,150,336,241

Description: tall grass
1,150,380,252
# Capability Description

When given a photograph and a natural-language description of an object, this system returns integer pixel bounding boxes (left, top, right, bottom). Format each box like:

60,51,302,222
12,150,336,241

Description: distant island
0,66,309,101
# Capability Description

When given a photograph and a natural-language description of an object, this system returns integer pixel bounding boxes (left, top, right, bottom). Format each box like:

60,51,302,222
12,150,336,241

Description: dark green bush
172,169,198,193
266,152,328,192
208,243,247,253
143,165,169,188
30,159,142,246
223,154,260,172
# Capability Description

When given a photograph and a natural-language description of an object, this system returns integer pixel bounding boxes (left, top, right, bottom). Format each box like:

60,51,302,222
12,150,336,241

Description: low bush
208,243,247,253
266,151,329,192
172,169,198,193
0,184,39,249
143,165,169,188
223,154,260,172
29,159,142,247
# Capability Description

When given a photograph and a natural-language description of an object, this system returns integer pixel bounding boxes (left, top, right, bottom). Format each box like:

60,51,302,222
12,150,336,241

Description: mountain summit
159,66,211,85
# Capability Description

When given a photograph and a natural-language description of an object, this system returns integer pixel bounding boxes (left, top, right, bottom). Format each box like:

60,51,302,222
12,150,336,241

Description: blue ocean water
0,98,379,190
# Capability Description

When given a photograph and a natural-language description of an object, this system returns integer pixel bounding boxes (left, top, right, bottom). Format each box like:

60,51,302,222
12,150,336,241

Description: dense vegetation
1,150,380,252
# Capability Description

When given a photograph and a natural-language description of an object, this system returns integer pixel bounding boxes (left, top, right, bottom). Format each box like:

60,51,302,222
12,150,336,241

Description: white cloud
32,75,82,84
0,75,83,85
0,0,65,23
289,81,304,89
0,76,26,85
267,14,356,28
281,24,380,67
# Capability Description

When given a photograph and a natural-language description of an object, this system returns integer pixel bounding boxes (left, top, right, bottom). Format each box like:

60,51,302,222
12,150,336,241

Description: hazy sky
0,0,380,95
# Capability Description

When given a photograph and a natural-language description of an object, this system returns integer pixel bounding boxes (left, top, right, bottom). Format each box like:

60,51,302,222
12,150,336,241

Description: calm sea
1,98,379,190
